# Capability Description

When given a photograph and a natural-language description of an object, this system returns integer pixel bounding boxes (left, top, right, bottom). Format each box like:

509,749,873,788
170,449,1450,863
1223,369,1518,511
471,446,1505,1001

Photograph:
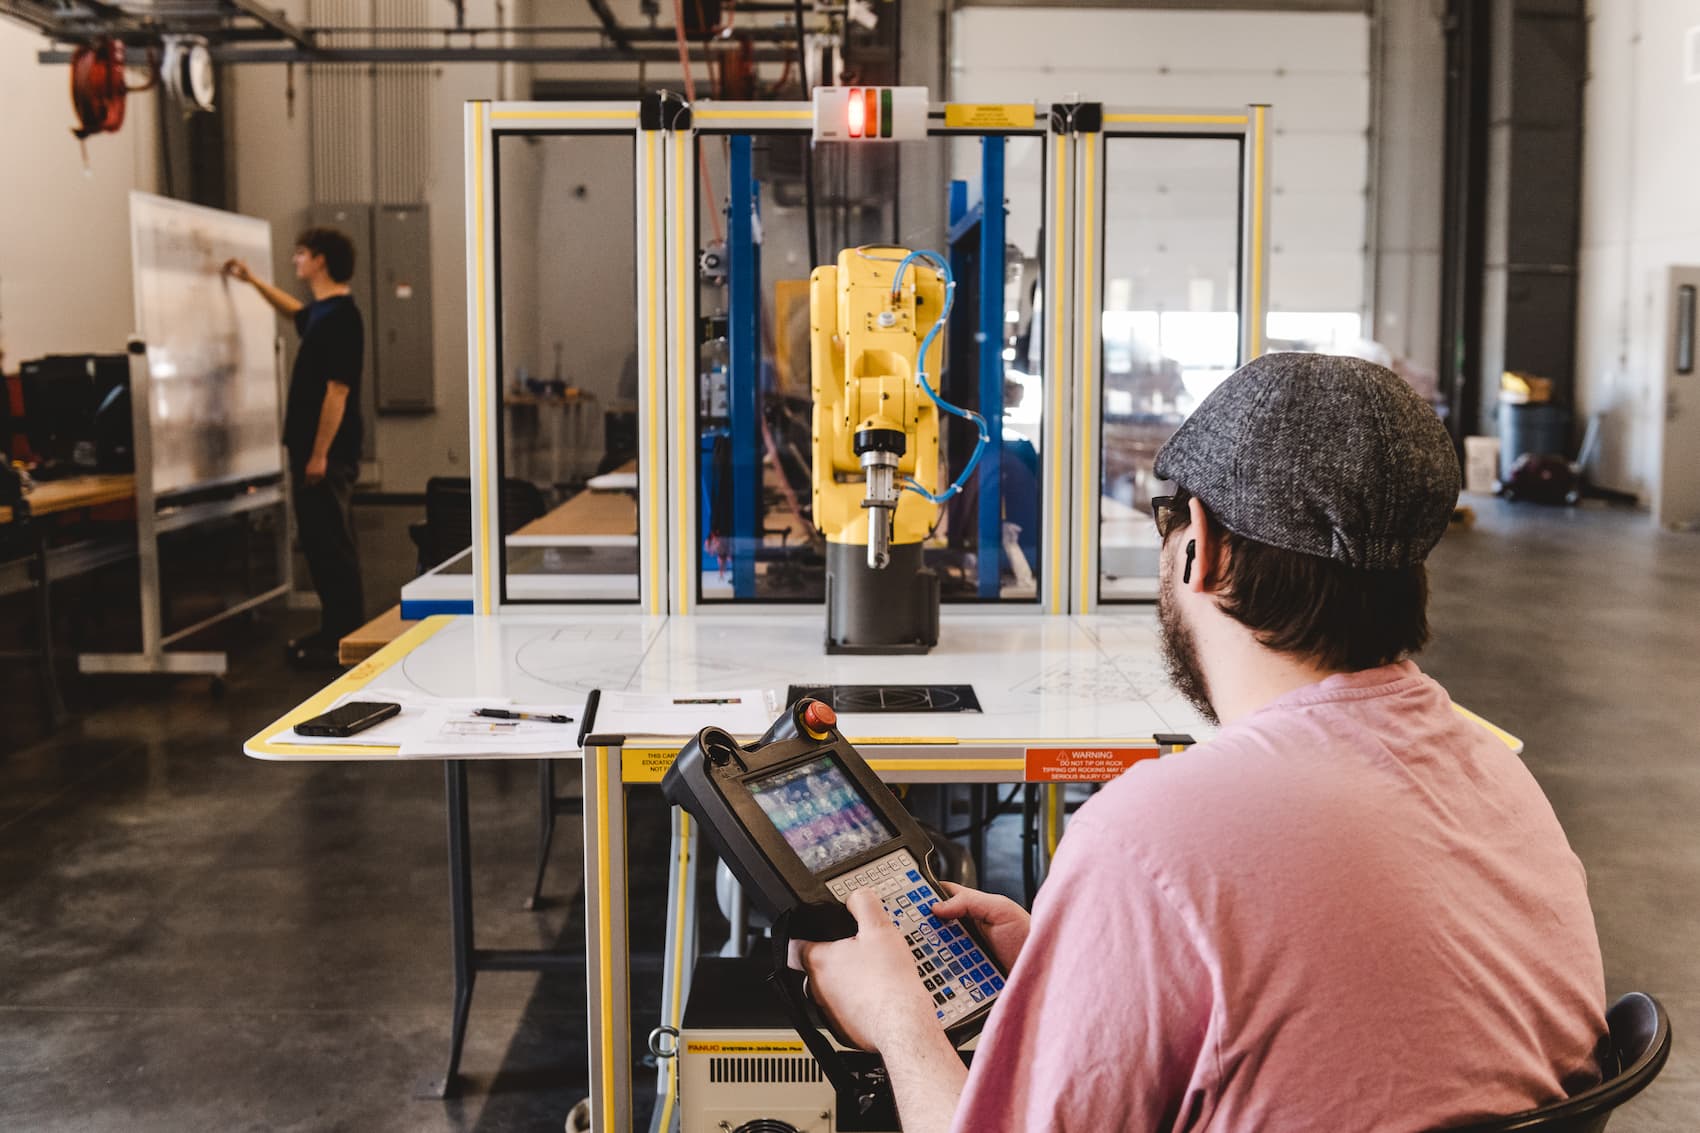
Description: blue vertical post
947,180,970,275
976,137,1007,599
727,134,759,599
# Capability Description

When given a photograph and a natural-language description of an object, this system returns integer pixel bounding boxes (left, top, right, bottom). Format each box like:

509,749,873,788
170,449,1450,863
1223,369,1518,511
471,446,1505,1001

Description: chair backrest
418,476,548,571
1445,993,1671,1133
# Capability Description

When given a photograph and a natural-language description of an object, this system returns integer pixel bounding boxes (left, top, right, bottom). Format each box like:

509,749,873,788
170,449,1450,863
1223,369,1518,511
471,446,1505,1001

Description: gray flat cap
1153,352,1461,570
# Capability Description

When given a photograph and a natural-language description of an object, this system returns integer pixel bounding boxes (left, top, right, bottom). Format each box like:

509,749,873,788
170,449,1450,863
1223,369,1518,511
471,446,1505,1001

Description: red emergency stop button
802,700,837,738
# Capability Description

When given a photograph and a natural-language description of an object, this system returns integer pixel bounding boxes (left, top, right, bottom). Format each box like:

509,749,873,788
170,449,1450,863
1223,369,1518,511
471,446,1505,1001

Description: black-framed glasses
1150,489,1192,540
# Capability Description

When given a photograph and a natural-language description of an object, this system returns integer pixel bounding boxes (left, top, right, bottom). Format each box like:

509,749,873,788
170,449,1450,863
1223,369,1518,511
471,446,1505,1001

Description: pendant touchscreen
661,698,1006,1042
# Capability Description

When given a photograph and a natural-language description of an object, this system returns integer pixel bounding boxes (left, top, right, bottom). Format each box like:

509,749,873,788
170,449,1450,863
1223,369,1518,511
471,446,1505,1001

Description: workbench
0,473,136,525
247,608,1523,1127
0,474,138,722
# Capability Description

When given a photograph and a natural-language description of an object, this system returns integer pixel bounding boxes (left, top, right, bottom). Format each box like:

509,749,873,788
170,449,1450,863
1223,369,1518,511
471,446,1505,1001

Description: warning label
622,749,679,783
1024,746,1160,783
944,103,1037,130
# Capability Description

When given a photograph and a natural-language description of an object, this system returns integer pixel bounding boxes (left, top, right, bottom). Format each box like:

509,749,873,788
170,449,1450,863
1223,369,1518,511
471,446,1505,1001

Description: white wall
951,7,1371,320
0,21,159,366
1576,0,1700,498
224,0,510,492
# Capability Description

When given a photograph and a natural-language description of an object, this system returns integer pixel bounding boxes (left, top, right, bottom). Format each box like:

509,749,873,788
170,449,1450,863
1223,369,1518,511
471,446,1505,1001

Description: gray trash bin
1498,401,1570,482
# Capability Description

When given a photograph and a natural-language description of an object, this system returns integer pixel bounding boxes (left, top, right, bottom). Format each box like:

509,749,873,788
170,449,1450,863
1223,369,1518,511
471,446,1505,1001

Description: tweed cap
1153,352,1461,570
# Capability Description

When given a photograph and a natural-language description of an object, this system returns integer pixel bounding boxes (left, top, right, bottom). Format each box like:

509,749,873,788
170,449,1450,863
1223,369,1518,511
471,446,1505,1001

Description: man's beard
1158,564,1219,725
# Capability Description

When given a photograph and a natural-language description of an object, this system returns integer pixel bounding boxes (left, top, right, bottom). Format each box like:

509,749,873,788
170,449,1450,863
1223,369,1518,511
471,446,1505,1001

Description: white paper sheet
590,688,779,738
268,689,584,756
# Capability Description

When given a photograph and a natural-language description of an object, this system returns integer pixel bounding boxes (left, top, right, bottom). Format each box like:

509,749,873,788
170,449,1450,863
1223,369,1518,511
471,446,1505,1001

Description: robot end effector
855,426,906,570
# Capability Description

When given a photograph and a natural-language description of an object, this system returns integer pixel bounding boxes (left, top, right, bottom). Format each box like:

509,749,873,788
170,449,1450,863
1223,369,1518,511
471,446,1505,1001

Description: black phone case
294,702,400,738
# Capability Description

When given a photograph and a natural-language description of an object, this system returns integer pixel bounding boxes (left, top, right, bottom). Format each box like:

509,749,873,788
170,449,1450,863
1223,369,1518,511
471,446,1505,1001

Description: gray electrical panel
373,204,435,413
304,202,377,457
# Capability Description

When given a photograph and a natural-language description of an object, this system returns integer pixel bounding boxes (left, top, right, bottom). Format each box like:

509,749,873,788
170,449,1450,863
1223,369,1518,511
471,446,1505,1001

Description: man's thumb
845,888,886,928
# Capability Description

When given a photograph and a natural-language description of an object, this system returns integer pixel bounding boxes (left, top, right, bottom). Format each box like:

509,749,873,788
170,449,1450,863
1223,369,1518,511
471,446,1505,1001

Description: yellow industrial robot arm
809,246,988,571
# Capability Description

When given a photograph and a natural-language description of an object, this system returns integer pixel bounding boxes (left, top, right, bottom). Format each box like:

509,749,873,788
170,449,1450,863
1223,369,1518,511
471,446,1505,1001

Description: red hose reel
70,37,128,140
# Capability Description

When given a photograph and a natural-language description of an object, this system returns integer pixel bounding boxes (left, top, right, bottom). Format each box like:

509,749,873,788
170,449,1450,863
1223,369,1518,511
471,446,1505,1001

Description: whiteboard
129,192,283,495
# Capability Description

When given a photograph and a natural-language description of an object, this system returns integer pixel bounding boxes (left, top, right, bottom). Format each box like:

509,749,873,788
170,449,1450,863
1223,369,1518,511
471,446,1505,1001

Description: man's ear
1185,496,1222,594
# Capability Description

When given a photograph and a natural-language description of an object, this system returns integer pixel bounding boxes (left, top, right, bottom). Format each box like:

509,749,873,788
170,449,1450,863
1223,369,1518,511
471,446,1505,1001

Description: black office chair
1447,992,1671,1133
408,476,546,574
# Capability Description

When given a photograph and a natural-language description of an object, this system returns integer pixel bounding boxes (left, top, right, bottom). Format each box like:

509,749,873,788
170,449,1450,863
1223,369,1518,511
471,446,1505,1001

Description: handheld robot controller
661,697,1007,1047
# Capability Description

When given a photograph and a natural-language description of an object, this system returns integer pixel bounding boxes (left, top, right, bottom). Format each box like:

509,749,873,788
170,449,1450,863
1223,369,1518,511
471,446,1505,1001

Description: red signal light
846,86,865,138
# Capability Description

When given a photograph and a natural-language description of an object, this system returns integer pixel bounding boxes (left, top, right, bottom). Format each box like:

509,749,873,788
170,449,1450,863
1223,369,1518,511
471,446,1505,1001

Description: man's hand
223,258,253,283
798,889,939,1053
931,883,1031,972
304,452,328,487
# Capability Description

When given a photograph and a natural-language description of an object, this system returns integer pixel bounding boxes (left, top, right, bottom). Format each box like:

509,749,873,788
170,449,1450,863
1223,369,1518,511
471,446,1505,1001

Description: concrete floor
0,496,1694,1130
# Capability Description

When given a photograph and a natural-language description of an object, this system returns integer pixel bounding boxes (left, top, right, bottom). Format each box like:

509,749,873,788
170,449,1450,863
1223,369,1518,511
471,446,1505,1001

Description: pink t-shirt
952,662,1606,1133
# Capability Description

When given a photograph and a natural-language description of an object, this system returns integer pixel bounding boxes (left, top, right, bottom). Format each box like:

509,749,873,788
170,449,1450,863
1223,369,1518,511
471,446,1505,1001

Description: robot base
825,540,940,655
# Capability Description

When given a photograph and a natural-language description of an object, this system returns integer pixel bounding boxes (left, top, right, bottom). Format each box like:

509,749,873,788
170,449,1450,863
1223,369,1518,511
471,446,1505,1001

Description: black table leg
32,521,66,727
968,784,987,873
525,759,557,910
418,759,476,1100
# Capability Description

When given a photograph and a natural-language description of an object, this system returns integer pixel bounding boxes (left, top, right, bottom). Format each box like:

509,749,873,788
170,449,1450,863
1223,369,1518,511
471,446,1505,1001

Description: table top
255,611,1213,764
0,474,136,524
338,604,416,666
261,611,1524,769
517,490,636,538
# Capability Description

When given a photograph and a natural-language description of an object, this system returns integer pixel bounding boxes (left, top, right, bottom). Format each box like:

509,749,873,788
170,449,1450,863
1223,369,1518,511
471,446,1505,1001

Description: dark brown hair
1169,499,1430,671
294,226,356,284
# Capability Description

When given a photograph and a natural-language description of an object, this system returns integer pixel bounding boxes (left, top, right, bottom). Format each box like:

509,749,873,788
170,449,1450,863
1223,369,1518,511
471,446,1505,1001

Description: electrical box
812,86,929,142
373,204,435,413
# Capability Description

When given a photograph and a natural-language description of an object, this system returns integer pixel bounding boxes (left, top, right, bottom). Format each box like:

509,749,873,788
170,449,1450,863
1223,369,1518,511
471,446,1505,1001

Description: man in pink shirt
800,353,1607,1131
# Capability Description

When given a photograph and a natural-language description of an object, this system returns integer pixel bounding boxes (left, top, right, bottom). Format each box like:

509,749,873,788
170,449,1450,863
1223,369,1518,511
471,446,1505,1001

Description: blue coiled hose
887,250,989,505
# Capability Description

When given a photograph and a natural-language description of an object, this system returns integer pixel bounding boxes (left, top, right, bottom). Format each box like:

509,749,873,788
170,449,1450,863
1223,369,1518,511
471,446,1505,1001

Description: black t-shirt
284,294,364,464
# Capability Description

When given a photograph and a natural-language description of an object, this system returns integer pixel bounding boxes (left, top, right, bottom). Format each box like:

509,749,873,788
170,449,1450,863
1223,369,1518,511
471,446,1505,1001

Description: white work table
245,611,1211,763
242,611,1516,1128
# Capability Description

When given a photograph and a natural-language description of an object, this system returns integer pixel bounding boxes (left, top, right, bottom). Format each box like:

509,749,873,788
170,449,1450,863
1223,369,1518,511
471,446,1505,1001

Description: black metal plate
785,684,983,714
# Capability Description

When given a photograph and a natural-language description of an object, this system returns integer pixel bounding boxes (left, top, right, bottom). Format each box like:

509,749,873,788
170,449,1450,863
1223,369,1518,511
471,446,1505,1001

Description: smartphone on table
293,701,401,738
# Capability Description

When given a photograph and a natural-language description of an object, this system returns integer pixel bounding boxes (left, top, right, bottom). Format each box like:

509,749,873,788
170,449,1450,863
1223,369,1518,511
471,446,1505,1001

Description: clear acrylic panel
1099,136,1242,601
495,132,641,603
693,130,1048,604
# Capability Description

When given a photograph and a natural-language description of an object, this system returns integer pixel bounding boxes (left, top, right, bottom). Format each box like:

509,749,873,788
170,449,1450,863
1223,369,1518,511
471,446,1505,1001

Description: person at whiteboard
798,354,1606,1133
226,227,365,668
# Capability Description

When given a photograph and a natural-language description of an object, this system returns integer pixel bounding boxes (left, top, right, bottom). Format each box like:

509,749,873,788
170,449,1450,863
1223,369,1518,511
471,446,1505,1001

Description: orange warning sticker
1024,746,1160,783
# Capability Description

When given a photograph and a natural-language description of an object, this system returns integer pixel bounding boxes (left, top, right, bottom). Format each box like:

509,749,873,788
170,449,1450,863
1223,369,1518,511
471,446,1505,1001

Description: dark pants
290,459,365,640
